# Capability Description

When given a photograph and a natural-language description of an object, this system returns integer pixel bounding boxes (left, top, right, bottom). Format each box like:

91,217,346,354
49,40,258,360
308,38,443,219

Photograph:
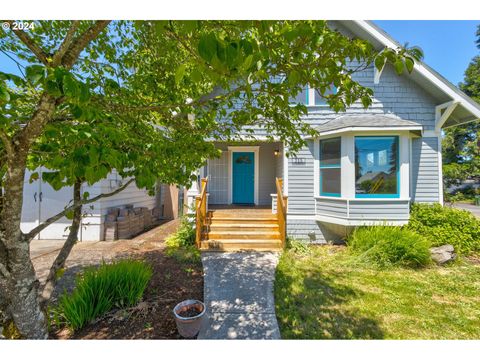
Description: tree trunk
1,160,48,339
40,179,82,306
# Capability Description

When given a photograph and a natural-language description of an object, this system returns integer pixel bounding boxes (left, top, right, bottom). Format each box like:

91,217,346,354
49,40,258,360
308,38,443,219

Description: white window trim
313,131,411,201
227,146,259,205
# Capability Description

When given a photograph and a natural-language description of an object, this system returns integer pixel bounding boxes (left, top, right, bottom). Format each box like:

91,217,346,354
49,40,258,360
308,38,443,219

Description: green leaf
0,83,10,103
198,33,217,62
405,57,414,73
29,172,39,183
191,68,202,83
242,54,254,70
288,71,300,86
65,210,74,220
394,59,404,75
105,78,120,90
175,64,187,84
374,55,386,72
63,74,79,98
71,105,83,119
25,65,45,85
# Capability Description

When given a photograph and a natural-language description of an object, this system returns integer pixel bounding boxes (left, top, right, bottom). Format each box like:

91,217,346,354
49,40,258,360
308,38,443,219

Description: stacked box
152,207,161,220
119,208,130,218
104,206,156,240
104,221,118,241
117,216,131,239
107,207,120,217
143,209,152,229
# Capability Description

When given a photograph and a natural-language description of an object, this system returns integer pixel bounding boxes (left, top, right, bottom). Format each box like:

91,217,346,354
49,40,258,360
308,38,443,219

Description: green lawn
274,246,480,339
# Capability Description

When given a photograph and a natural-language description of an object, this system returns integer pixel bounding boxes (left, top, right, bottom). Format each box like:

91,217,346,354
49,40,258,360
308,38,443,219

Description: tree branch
51,21,80,67
0,131,13,158
39,179,82,305
60,20,111,69
15,92,56,151
24,178,134,241
7,20,50,66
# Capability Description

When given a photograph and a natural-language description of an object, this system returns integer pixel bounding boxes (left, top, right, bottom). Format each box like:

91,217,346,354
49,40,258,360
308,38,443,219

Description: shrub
165,215,200,264
407,203,480,255
165,214,195,248
56,259,152,330
286,237,311,255
348,226,431,268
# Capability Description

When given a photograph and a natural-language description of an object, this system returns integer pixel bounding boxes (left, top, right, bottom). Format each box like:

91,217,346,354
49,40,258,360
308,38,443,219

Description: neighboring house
21,168,186,241
194,20,480,244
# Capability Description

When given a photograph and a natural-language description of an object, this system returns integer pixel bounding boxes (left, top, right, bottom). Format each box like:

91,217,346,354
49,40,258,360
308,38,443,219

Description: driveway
198,251,280,340
451,203,480,219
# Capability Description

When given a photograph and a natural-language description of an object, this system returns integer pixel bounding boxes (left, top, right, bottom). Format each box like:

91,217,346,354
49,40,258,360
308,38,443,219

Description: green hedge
407,203,480,255
55,259,152,330
348,226,431,268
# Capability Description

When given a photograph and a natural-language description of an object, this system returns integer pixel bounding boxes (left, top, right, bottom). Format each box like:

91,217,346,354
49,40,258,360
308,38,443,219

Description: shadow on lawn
275,264,384,339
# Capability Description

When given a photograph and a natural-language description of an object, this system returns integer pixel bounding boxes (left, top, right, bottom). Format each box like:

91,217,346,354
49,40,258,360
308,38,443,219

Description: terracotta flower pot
173,299,206,338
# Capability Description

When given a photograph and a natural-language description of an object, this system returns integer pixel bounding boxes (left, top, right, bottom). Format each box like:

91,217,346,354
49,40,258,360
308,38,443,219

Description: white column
342,135,355,198
186,170,200,215
400,135,410,199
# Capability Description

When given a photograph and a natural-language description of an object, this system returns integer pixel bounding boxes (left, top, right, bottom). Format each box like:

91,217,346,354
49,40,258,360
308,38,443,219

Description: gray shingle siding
287,141,315,214
411,137,440,203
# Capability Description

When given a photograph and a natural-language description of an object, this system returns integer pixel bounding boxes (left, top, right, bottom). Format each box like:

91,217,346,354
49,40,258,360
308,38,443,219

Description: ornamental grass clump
56,259,152,330
348,226,431,268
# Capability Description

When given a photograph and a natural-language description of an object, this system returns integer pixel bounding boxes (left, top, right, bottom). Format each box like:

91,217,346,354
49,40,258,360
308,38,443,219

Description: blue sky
1,21,479,87
374,20,479,86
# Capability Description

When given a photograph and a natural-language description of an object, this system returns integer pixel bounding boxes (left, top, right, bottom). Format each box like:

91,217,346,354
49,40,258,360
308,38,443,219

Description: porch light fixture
274,149,280,156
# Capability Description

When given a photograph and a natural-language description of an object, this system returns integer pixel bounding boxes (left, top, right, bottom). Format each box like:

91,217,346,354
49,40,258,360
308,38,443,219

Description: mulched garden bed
49,245,203,339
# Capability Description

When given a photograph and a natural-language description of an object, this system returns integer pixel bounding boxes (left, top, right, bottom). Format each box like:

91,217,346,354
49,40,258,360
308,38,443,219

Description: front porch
200,141,285,207
192,177,288,252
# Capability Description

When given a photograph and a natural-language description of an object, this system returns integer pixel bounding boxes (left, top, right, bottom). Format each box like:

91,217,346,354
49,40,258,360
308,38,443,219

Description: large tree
442,24,480,190
0,20,418,338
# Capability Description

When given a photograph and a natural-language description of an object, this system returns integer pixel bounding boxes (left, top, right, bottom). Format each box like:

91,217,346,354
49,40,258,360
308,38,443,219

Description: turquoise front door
232,152,255,204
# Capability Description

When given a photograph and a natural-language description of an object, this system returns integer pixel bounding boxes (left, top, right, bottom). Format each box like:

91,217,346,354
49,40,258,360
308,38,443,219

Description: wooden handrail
275,177,288,248
195,177,208,248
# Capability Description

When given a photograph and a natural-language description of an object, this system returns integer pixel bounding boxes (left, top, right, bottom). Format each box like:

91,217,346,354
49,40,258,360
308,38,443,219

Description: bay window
354,136,399,198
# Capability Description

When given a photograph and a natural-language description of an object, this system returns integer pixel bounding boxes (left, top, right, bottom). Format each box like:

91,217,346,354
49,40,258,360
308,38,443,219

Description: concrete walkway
198,251,281,340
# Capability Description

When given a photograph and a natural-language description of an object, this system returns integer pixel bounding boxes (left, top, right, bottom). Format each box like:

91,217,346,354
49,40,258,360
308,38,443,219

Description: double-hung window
319,137,341,197
355,136,399,198
289,85,337,106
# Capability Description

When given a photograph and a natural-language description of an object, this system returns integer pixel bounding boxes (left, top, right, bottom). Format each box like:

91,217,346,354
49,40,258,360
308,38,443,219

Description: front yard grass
274,246,480,339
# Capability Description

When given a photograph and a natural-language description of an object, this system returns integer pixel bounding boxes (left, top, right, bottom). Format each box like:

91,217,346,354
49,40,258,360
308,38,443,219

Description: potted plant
173,299,206,338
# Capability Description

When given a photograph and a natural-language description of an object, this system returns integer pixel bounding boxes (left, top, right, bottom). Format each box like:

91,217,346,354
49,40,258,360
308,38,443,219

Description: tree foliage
442,24,480,190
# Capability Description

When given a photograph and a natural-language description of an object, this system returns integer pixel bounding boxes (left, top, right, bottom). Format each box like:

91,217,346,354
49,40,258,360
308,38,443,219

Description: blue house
190,21,480,251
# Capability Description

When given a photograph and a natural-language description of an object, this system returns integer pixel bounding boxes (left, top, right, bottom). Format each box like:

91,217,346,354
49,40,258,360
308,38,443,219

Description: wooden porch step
207,216,278,223
203,231,280,240
208,223,279,231
209,211,275,218
200,239,282,251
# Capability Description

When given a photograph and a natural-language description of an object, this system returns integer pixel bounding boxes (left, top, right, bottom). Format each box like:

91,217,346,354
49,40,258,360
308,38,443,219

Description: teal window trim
354,135,400,199
319,137,341,197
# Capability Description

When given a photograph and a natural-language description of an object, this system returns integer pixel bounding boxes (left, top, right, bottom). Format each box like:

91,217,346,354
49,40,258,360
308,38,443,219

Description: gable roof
336,20,480,129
